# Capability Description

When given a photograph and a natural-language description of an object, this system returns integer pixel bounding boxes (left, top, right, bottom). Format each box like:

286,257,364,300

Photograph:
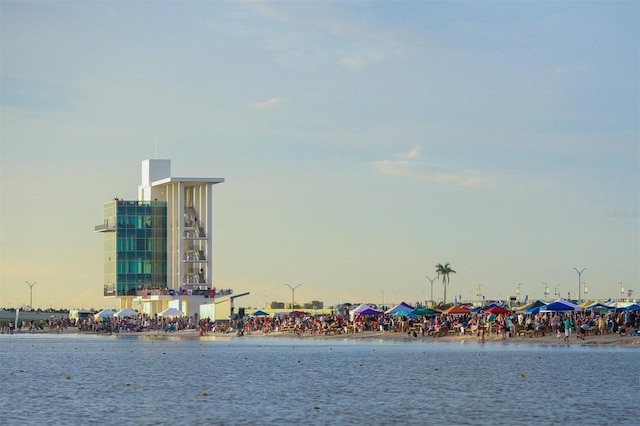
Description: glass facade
103,200,167,297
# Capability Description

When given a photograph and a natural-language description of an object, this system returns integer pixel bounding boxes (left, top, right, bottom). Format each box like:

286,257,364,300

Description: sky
1,0,638,311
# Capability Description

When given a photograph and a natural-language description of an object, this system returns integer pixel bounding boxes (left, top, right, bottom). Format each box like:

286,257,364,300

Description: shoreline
5,328,639,347
246,329,640,346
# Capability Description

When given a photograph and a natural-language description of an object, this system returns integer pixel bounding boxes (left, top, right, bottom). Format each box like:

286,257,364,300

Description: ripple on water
0,335,638,425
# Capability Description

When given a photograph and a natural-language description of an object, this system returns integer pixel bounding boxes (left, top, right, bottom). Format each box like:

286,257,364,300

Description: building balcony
95,222,116,232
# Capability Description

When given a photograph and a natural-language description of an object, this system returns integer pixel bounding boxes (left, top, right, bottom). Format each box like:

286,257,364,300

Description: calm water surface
1,334,638,425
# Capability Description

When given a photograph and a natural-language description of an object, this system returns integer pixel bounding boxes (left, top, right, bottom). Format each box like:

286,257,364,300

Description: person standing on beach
505,315,515,338
579,322,589,340
477,317,485,342
563,316,571,342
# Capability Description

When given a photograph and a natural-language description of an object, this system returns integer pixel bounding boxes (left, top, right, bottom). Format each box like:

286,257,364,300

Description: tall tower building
95,159,226,316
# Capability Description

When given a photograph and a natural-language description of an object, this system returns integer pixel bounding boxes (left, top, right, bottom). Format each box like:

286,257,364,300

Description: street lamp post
284,283,301,310
542,283,549,300
573,267,586,301
25,281,37,310
476,284,483,306
426,276,437,308
619,283,624,300
516,283,522,303
554,284,560,298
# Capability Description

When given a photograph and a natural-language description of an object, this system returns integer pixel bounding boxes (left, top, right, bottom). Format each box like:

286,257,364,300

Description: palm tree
435,262,456,306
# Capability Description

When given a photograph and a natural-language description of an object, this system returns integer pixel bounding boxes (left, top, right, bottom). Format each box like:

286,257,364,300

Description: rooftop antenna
155,130,158,159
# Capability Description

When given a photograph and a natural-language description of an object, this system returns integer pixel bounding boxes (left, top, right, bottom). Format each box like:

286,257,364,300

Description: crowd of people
237,307,640,340
2,306,639,340
136,287,233,298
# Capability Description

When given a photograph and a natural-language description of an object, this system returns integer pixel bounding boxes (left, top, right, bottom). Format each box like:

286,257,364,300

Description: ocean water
1,334,638,425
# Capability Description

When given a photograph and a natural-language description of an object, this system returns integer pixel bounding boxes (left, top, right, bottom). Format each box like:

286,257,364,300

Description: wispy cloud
339,48,389,71
398,145,420,160
372,159,489,187
371,146,489,188
249,1,403,71
252,97,284,110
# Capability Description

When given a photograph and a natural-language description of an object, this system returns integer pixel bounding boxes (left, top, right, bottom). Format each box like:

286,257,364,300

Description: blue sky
1,1,638,310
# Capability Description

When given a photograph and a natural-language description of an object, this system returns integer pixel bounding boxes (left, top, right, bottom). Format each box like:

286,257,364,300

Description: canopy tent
289,310,310,317
114,308,138,318
443,305,470,315
251,310,270,317
484,305,511,315
392,310,418,319
386,302,415,315
586,302,613,311
470,306,484,313
516,300,545,312
94,309,115,320
580,299,595,308
411,305,439,316
623,304,640,312
158,307,183,317
353,304,383,316
540,298,582,313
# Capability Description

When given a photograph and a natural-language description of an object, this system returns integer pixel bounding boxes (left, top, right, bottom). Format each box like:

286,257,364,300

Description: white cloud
340,49,393,71
397,145,420,160
371,159,489,188
252,97,284,110
371,146,490,188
